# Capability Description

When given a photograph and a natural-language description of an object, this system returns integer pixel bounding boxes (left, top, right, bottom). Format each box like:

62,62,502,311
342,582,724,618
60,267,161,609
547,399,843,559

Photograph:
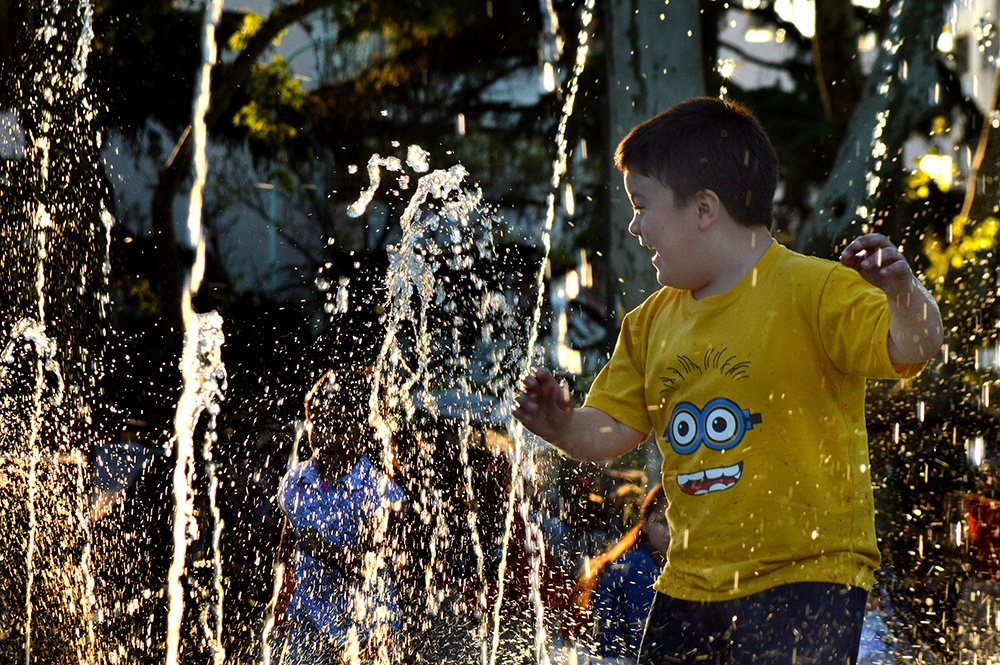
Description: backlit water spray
165,1,227,665
339,3,597,661
0,0,99,663
490,1,595,663
345,147,523,663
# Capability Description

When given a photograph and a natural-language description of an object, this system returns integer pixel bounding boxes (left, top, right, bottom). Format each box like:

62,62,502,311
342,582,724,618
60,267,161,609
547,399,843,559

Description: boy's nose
628,213,641,238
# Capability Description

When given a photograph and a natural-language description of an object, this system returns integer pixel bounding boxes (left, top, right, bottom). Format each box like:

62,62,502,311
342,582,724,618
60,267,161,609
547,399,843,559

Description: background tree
604,0,707,313
794,0,971,257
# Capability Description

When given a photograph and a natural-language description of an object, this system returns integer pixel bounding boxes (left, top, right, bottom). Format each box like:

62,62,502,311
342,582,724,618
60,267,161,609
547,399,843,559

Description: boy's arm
294,496,403,576
513,367,647,462
840,233,944,365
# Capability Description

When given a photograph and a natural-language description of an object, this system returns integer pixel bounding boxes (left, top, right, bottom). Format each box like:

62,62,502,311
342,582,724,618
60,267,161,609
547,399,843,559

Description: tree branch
152,0,339,318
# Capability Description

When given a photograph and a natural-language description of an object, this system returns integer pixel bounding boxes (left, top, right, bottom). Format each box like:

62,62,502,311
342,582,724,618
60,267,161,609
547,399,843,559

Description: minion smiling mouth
677,462,743,496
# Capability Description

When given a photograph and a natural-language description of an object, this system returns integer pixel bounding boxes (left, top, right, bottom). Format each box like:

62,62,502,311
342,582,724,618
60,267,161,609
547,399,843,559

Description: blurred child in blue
276,368,406,664
573,483,668,661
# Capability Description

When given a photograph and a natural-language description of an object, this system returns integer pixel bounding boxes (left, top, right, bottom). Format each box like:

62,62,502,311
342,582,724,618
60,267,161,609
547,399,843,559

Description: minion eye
667,403,701,454
704,405,739,448
702,398,754,450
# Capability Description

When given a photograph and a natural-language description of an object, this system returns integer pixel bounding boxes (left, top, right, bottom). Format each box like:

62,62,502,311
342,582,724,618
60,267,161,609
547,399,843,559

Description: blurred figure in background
273,368,406,665
572,483,668,662
542,468,614,579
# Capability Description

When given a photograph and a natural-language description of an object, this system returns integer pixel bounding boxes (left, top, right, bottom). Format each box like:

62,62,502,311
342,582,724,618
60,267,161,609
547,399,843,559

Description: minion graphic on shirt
660,349,762,496
665,397,761,495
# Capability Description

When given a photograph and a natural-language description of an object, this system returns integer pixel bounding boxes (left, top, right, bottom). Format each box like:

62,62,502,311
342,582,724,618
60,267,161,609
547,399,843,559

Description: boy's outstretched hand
839,233,912,298
513,367,573,443
514,368,648,461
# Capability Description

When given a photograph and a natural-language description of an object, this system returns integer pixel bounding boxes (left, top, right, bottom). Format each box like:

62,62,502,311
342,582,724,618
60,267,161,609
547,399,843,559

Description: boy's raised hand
839,233,913,297
841,232,944,365
513,367,573,443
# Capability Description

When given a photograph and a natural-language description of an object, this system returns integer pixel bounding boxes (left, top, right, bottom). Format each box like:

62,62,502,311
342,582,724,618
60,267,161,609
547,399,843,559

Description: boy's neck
691,224,772,300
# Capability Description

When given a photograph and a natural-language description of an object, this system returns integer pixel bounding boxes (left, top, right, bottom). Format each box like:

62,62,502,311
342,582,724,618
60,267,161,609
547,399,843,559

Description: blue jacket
591,542,660,658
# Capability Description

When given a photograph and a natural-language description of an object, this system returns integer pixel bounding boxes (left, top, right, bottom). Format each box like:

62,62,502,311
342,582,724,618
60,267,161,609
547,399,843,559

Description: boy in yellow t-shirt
513,97,943,664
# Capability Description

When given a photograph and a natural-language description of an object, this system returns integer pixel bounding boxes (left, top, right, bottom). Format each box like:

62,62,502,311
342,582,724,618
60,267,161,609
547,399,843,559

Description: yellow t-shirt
585,240,922,602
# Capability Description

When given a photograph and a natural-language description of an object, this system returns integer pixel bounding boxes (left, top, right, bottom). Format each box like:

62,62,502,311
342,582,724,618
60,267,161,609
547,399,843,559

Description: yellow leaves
232,56,306,152
228,13,287,52
228,13,265,52
903,169,933,202
233,101,298,143
923,215,1000,283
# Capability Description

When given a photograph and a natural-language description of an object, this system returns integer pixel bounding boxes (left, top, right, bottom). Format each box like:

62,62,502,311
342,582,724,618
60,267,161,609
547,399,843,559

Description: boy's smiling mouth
677,462,743,495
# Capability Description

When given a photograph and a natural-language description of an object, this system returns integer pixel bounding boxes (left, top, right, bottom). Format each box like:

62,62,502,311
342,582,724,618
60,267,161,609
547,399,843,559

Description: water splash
0,317,64,664
492,2,596,662
165,1,226,664
1,319,64,402
347,155,405,218
0,0,105,661
167,310,228,665
346,150,525,662
336,2,594,664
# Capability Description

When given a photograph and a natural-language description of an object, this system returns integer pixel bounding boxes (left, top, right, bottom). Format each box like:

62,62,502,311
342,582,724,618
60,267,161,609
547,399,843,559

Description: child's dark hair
304,367,374,433
614,97,777,228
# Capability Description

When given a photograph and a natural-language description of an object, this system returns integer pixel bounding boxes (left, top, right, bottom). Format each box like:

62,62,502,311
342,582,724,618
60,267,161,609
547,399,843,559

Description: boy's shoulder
765,241,860,291
769,241,840,275
627,242,859,319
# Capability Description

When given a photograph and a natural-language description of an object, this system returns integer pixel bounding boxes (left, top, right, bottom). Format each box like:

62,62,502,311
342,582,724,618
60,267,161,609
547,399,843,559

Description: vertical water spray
21,4,60,652
165,1,227,664
490,2,595,663
0,0,105,662
260,421,308,665
345,147,524,662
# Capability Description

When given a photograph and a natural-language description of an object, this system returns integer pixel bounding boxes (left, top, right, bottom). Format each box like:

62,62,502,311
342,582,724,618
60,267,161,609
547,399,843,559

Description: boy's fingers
532,366,553,381
862,247,905,271
844,233,894,257
854,232,889,246
860,247,886,269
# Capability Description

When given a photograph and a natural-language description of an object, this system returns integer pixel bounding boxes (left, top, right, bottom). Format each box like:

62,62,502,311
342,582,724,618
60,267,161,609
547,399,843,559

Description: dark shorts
637,582,867,664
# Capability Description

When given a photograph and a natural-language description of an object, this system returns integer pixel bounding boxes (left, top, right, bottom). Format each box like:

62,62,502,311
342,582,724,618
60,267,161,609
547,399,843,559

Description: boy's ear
694,189,721,230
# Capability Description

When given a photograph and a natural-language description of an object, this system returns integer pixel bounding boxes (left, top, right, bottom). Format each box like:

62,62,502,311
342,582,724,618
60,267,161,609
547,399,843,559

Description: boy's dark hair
614,97,777,228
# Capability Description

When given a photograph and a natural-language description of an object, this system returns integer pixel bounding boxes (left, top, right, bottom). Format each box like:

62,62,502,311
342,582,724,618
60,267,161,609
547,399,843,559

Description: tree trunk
604,0,707,315
812,0,865,143
794,0,950,258
604,0,707,487
961,62,1000,224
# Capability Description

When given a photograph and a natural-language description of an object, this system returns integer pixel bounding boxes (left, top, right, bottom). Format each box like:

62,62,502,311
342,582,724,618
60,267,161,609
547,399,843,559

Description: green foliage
232,56,306,153
113,275,163,319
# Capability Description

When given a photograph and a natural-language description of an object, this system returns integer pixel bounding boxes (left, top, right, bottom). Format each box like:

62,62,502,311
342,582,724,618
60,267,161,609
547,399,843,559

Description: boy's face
624,170,704,290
